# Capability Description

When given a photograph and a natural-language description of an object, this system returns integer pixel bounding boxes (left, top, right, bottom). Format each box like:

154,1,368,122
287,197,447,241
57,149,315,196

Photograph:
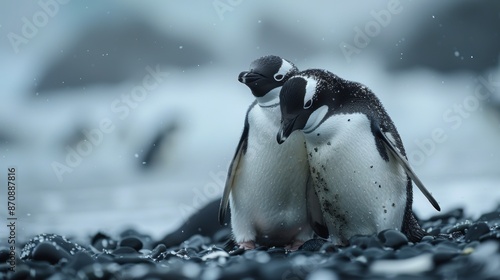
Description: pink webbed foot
284,240,305,251
238,241,256,250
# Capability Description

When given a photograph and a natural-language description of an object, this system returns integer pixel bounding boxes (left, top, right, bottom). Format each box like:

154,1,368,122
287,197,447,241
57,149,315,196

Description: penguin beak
238,71,262,84
277,116,298,144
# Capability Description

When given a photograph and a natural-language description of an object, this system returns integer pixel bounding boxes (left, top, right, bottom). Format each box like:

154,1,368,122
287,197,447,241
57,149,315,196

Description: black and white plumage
277,69,440,244
218,56,326,249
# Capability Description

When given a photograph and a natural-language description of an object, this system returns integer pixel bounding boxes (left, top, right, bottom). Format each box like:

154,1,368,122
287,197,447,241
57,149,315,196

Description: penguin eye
304,99,313,109
274,74,284,81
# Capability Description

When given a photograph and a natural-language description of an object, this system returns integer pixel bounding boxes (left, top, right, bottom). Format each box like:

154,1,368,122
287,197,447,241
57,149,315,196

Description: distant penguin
276,69,440,244
219,56,327,250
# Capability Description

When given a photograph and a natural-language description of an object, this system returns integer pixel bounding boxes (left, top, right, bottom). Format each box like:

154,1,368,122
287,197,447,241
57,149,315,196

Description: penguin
218,56,327,250
276,69,440,244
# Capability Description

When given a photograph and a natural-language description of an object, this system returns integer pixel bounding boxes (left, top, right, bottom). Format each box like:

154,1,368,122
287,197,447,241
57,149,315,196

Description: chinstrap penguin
276,69,440,244
219,56,327,250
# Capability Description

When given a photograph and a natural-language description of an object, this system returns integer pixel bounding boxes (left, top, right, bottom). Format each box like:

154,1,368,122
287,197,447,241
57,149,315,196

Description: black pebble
414,242,433,252
91,232,117,252
65,251,94,272
150,244,167,259
446,222,471,235
363,247,386,260
396,246,420,259
21,234,86,262
9,268,31,280
433,251,460,264
119,237,143,251
420,235,434,242
112,246,139,255
342,246,363,258
349,235,383,249
31,242,72,265
464,222,490,242
0,249,9,263
5,200,500,280
378,229,408,249
78,263,120,280
95,253,114,263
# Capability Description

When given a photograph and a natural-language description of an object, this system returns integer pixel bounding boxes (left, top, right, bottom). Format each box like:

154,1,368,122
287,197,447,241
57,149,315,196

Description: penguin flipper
377,129,441,211
218,116,250,225
218,140,245,225
306,175,329,238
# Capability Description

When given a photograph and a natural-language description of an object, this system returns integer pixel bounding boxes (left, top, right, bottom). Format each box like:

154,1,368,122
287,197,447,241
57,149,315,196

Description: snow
0,1,499,241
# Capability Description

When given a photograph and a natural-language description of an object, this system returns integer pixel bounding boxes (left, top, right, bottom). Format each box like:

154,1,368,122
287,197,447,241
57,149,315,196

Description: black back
280,69,424,241
239,55,298,97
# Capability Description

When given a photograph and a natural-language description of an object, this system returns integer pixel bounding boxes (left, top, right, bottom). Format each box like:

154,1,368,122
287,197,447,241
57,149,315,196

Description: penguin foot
238,241,256,250
285,240,305,251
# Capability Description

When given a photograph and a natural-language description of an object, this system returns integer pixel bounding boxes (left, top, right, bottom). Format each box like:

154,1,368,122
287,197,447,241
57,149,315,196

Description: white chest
304,113,407,242
230,105,311,242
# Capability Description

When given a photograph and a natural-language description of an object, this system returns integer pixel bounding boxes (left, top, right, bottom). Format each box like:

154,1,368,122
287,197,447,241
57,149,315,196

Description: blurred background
1,0,499,240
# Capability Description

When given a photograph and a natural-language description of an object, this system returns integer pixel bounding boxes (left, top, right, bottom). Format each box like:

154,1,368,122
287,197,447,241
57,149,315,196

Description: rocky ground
2,205,500,280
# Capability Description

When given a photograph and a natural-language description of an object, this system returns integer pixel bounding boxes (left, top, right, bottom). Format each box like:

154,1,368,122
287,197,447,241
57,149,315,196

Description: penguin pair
219,56,440,249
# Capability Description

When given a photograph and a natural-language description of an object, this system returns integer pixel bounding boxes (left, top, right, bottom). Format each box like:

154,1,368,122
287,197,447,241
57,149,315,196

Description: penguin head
277,69,336,144
239,55,298,106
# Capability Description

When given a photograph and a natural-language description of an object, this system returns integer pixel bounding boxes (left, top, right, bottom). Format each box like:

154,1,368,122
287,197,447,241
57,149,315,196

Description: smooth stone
119,237,143,251
150,244,167,259
21,234,86,261
65,251,94,272
218,261,260,280
0,249,10,263
95,253,114,263
363,247,386,260
396,247,421,259
9,268,31,280
31,242,72,265
349,235,383,249
414,242,434,252
464,222,490,242
433,251,460,264
420,235,434,242
112,246,139,255
446,221,472,234
378,229,408,249
79,263,120,279
260,259,302,280
91,232,117,252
